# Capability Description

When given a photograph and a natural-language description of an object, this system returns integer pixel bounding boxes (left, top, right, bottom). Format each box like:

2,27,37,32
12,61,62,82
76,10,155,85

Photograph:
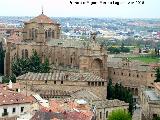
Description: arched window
52,30,55,38
22,49,25,58
45,30,48,39
32,28,35,39
35,29,38,38
70,57,72,64
129,73,131,76
25,49,28,58
29,29,32,38
48,28,51,38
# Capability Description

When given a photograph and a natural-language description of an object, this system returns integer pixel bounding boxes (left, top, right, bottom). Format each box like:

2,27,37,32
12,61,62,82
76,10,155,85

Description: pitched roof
26,14,58,24
16,71,106,82
0,88,32,106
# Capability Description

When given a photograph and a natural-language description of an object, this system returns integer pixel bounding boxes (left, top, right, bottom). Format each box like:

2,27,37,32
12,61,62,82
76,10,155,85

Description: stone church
4,12,156,99
4,11,108,80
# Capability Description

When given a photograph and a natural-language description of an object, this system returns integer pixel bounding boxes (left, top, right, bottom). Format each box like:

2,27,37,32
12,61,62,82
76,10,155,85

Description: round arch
91,58,103,77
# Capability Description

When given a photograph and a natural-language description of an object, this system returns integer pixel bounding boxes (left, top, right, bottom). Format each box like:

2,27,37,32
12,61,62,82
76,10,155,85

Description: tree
12,50,51,77
107,79,113,99
29,51,41,73
2,76,10,83
154,67,160,82
40,58,51,73
153,116,160,120
107,79,134,115
12,58,30,76
108,109,131,120
0,42,5,75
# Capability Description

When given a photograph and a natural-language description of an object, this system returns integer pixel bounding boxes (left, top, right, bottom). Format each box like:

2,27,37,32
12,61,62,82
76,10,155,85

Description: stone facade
3,12,156,98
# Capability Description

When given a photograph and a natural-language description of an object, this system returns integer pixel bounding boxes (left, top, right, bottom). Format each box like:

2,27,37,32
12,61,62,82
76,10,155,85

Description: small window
54,81,56,84
106,111,108,118
91,82,94,86
151,74,153,77
61,81,63,84
45,80,47,84
98,82,101,86
95,82,97,86
129,73,131,76
2,108,8,116
114,72,115,74
121,72,123,76
100,112,102,119
137,74,139,78
21,107,24,113
102,82,104,86
12,108,16,113
16,89,18,92
88,82,90,86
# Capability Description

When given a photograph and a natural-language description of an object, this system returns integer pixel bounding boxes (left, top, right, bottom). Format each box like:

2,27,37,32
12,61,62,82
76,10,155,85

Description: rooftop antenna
41,5,44,14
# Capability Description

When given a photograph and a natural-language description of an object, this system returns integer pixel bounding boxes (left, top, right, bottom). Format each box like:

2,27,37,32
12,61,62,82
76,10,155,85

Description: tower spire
41,5,44,14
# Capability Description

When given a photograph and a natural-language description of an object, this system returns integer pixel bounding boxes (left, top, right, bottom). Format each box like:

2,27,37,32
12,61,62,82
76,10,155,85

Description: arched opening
35,29,38,38
45,30,48,39
31,28,36,39
91,58,103,77
48,28,51,38
135,88,138,95
25,49,28,58
52,30,55,38
22,49,25,58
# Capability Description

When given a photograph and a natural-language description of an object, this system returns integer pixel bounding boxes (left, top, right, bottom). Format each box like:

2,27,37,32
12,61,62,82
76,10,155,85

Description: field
128,56,160,63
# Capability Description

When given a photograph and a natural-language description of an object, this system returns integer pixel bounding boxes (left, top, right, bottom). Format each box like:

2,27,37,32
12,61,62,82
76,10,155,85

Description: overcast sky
0,0,159,18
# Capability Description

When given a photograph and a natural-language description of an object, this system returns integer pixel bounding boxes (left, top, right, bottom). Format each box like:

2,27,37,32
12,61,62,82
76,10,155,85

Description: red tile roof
26,14,59,24
0,85,32,106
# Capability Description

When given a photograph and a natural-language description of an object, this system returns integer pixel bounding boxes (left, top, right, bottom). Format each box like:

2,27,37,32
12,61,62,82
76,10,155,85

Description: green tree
153,116,160,120
154,67,160,82
107,79,113,99
40,58,51,73
12,50,51,77
107,79,134,115
108,109,131,120
12,58,30,76
2,76,10,83
29,51,41,73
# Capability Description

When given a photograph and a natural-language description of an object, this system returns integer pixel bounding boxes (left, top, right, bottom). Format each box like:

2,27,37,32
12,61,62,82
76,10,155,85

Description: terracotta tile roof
25,14,59,24
31,97,94,119
71,89,101,101
0,85,32,106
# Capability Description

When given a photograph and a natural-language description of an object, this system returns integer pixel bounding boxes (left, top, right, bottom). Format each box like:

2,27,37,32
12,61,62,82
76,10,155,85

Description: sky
0,0,159,18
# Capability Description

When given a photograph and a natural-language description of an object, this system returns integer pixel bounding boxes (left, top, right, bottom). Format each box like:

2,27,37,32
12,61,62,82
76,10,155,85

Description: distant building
140,83,160,120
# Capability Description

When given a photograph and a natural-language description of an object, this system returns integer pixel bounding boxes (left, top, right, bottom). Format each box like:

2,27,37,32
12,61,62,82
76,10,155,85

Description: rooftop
93,99,129,109
25,13,59,24
0,84,32,106
31,98,93,120
144,90,160,101
71,89,101,101
17,71,106,82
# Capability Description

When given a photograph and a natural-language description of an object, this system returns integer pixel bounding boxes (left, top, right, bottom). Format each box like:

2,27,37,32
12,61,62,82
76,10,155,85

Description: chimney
8,80,12,89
